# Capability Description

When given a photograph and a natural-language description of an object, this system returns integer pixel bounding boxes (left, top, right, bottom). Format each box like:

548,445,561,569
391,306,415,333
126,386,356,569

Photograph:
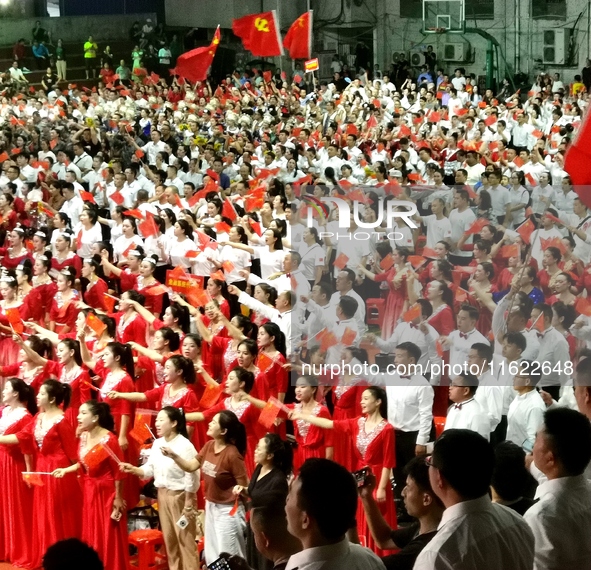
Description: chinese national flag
22,472,44,487
86,313,106,338
5,308,23,334
232,11,284,57
333,253,349,270
138,212,159,238
283,11,312,60
222,198,237,221
576,297,591,317
466,218,488,235
500,244,519,258
103,293,117,313
259,398,283,430
109,190,124,206
80,190,95,204
341,327,357,346
200,383,223,409
565,106,591,208
403,304,421,323
516,218,535,244
174,26,221,83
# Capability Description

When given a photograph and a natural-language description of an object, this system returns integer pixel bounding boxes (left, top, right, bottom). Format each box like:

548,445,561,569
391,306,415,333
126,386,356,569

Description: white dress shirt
446,329,490,374
139,434,199,492
535,326,571,387
444,398,490,440
421,215,452,249
329,290,367,338
524,475,591,570
474,371,505,431
414,496,534,570
285,538,385,570
449,207,477,257
506,389,546,452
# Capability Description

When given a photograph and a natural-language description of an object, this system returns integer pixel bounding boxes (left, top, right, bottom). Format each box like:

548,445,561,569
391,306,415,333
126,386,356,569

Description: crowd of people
0,32,590,570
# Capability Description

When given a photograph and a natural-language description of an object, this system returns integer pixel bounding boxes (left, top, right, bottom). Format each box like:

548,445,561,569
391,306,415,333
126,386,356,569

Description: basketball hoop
427,27,447,33
423,0,464,34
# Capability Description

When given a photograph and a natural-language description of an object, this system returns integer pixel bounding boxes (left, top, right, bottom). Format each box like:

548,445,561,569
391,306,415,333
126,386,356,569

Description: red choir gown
54,363,92,425
426,304,455,336
114,312,148,345
331,384,365,471
335,417,397,556
49,290,81,334
0,303,25,374
206,335,237,382
51,252,82,278
0,406,34,568
79,431,129,570
288,402,333,474
84,279,109,312
259,353,288,398
374,267,408,339
190,367,214,451
24,413,82,568
203,397,262,476
0,249,32,270
0,361,55,394
119,273,165,318
33,278,57,323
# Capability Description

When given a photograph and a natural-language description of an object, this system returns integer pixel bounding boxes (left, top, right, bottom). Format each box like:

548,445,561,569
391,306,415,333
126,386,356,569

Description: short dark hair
405,456,445,508
297,458,357,540
396,341,422,363
534,302,553,322
459,303,479,321
471,342,493,362
338,295,358,319
432,429,494,499
492,442,532,501
518,360,542,386
505,332,526,353
543,408,591,476
43,538,103,570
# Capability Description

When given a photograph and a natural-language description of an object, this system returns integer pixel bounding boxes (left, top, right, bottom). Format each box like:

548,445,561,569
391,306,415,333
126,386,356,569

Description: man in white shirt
529,210,565,268
563,196,591,265
305,281,334,350
415,429,535,570
487,170,511,224
525,407,591,570
59,183,84,229
463,151,486,186
448,189,477,265
14,153,36,184
506,360,546,452
72,141,93,177
522,149,548,189
415,198,452,249
530,172,555,214
444,372,491,440
140,129,167,165
441,304,489,374
469,343,505,441
329,268,366,336
285,459,385,570
531,303,571,399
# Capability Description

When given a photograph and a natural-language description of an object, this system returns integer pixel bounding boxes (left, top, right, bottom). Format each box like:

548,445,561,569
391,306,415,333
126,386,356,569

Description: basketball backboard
423,0,465,33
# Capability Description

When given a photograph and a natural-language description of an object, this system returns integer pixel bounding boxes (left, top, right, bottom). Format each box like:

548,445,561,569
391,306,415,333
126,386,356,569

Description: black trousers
227,280,247,317
541,385,561,402
393,430,419,499
491,415,508,447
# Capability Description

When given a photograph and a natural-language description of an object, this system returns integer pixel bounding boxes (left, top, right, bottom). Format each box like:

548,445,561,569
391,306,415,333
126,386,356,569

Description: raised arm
289,410,334,429
129,300,157,325
13,333,48,366
77,329,98,369
160,446,202,472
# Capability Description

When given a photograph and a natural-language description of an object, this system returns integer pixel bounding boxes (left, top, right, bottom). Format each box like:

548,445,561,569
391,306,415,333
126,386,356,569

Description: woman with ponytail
290,386,397,556
0,334,53,394
81,255,109,312
78,338,134,452
53,400,128,570
256,322,287,402
0,378,37,568
163,409,248,565
425,280,456,336
32,250,57,325
26,380,82,568
233,433,291,570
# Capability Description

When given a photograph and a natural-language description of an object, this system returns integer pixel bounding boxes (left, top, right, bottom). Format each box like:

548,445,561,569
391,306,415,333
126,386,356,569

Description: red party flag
175,26,221,83
333,253,349,270
80,190,95,204
200,383,223,409
22,472,44,487
283,11,312,59
500,244,519,258
466,218,488,235
340,327,357,346
403,304,421,323
222,198,238,221
86,313,106,337
109,190,124,205
576,297,591,317
232,11,283,57
516,218,535,244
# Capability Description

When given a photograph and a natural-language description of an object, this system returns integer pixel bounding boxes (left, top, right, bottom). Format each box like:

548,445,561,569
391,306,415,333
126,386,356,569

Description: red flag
80,190,95,204
83,443,112,469
403,304,421,323
5,308,23,334
76,231,82,251
249,219,262,236
143,283,169,296
200,383,223,409
516,218,535,244
340,327,357,346
125,209,145,220
259,398,283,429
541,237,566,254
138,213,159,238
576,297,591,317
565,109,591,208
422,247,439,258
222,261,235,273
500,244,519,258
380,254,394,271
109,190,124,206
283,11,312,59
22,472,45,487
215,221,231,234
408,255,427,269
366,115,378,129
222,198,237,221
86,313,107,337
103,293,117,313
232,11,284,57
484,115,497,127
333,253,349,270
175,26,221,83
466,218,489,235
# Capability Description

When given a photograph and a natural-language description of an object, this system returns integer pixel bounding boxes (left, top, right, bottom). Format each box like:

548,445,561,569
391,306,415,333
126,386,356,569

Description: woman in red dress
53,401,128,570
81,257,109,312
291,386,397,556
0,227,32,270
467,262,497,337
0,334,54,394
425,280,455,336
496,252,521,293
49,268,80,334
51,232,82,277
203,278,231,321
0,271,26,371
0,193,18,236
358,247,413,339
128,297,189,340
0,378,37,568
237,339,269,402
186,367,262,477
537,246,563,298
33,251,57,325
545,272,577,306
256,322,287,402
79,339,134,453
16,260,44,323
26,380,82,568
19,337,91,424
112,290,148,346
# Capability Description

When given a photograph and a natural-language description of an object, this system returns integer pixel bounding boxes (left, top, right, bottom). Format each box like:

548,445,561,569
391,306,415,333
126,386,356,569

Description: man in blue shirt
417,65,433,86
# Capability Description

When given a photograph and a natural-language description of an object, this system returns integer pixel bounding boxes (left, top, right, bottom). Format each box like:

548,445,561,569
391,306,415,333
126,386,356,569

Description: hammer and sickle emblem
255,17,270,32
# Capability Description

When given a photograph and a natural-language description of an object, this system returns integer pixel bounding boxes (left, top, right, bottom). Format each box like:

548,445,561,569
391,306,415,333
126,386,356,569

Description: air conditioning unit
442,42,469,62
543,29,571,64
410,52,427,66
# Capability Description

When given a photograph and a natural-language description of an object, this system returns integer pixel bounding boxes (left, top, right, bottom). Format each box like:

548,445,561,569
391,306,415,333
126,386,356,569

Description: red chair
128,529,168,570
366,298,386,327
434,416,446,438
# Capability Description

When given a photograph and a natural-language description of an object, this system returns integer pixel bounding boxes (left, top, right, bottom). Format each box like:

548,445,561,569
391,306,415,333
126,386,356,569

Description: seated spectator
43,539,103,570
359,457,444,570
